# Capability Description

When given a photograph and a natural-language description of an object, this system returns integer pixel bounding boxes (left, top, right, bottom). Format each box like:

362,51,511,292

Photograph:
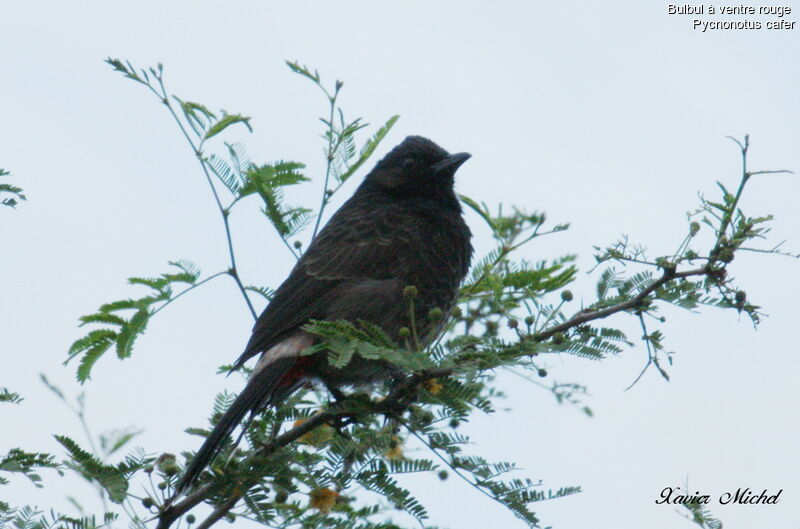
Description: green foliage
66,260,201,382
0,388,61,523
67,58,401,386
0,504,122,529
58,454,142,518
245,285,276,301
547,381,593,417
13,376,152,521
0,168,26,208
680,500,723,529
0,506,104,529
204,112,252,140
407,424,581,527
285,60,399,239
304,319,436,371
55,434,130,504
0,449,58,487
242,161,312,238
99,428,144,459
0,386,116,529
0,387,23,404
161,130,788,528
207,142,249,195
33,62,792,529
339,115,400,184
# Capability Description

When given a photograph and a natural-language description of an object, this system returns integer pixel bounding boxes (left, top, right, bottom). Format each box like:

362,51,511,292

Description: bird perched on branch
177,135,473,492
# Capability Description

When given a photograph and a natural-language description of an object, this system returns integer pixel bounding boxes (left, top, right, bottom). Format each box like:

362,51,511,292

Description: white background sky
2,2,799,528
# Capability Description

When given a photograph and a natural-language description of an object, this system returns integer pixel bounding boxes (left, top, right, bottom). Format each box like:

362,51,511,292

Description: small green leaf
0,448,58,486
68,329,118,359
104,57,146,85
173,96,216,136
77,342,113,383
245,285,275,301
339,115,399,183
285,60,321,84
459,195,493,228
54,436,129,503
79,313,126,327
0,388,23,404
205,113,252,140
0,169,26,208
115,309,150,359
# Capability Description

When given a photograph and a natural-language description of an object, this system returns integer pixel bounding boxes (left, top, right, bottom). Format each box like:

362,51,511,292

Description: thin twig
150,70,257,320
739,245,800,258
75,397,110,513
401,420,509,509
713,135,751,254
748,169,793,176
157,484,212,529
311,87,340,240
536,268,705,342
623,313,654,391
152,271,229,316
195,493,241,529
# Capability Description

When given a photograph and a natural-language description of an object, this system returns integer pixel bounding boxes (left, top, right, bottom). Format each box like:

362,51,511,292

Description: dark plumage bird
177,136,473,492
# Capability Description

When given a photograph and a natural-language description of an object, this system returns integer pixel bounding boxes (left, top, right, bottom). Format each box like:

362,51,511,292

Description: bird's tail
176,357,306,493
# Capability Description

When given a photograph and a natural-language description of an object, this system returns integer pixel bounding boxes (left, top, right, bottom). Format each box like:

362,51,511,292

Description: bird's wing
233,199,417,369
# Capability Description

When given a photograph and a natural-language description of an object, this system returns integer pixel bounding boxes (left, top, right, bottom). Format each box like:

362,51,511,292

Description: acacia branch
195,493,241,529
156,483,212,529
311,81,340,240
536,267,706,341
157,406,343,529
151,271,229,316
154,135,785,528
152,263,723,529
149,68,257,321
153,187,736,529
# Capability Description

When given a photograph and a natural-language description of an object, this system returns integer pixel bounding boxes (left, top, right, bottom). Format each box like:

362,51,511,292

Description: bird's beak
432,152,471,174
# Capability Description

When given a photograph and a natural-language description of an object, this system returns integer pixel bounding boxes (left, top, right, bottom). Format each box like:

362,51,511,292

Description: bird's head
360,136,471,206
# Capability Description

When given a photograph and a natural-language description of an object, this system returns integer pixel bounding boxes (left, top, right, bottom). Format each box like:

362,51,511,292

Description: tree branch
150,69,257,321
195,493,241,529
537,267,705,341
148,131,787,528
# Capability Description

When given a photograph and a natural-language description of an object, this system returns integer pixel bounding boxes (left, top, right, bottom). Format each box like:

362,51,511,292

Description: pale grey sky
1,2,799,528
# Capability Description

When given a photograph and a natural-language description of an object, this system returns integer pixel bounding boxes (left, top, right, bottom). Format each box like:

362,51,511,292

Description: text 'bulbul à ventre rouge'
668,4,795,30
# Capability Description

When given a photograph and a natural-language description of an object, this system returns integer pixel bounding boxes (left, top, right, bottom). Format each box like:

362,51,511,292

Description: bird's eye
402,158,417,169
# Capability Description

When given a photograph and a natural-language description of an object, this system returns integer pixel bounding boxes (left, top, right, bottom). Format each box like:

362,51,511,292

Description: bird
176,135,473,492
